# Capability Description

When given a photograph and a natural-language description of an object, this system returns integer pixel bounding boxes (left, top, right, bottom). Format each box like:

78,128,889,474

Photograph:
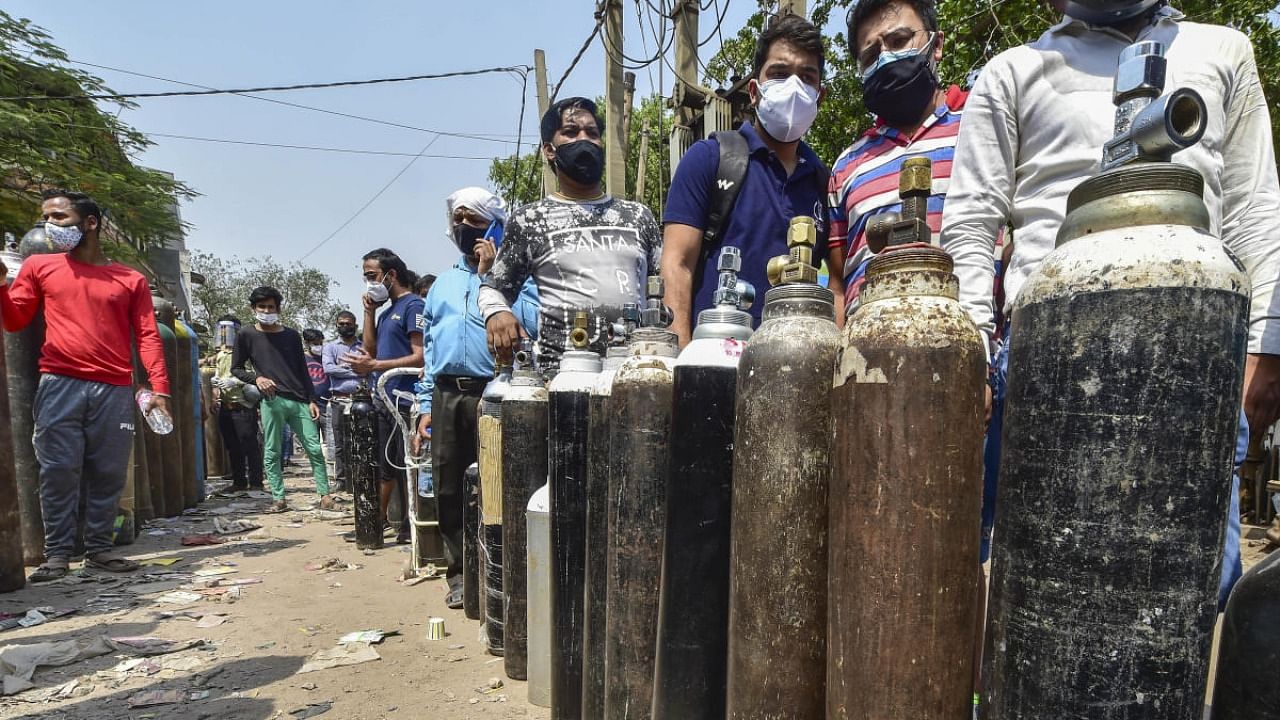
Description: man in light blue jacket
415,187,538,608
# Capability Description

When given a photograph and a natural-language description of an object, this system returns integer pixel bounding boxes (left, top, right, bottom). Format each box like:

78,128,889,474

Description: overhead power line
551,7,607,102
64,60,523,145
0,65,531,102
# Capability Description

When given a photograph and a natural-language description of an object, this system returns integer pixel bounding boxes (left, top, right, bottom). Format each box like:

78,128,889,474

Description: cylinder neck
761,284,835,323
629,327,679,357
1058,163,1210,245
860,246,959,304
559,349,603,373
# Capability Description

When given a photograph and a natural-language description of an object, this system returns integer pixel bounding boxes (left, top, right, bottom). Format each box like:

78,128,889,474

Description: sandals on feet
84,554,139,573
319,495,335,510
263,500,289,514
29,559,70,583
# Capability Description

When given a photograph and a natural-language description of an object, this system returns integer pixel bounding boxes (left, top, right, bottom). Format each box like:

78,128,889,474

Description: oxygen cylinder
171,320,196,509
502,340,548,681
480,364,512,656
141,342,167,519
132,350,155,525
983,42,1243,718
604,278,677,720
0,331,25,591
349,384,383,550
464,462,482,621
726,217,838,719
202,367,225,481
153,293,185,518
652,249,754,719
547,312,602,719
178,320,204,505
527,483,552,708
829,159,986,719
3,232,47,564
582,304,638,719
1212,550,1280,719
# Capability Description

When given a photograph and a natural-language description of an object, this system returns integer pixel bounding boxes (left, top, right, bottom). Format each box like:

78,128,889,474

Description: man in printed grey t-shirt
480,97,662,370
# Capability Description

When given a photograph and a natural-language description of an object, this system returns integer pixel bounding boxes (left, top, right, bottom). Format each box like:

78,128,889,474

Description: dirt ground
0,465,552,720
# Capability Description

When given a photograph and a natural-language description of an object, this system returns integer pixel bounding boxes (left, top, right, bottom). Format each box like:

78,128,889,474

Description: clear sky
8,0,756,322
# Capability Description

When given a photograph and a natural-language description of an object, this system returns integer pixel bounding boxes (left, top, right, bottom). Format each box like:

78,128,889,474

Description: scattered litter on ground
0,607,75,631
298,642,381,674
106,636,204,655
337,630,398,645
128,688,186,708
213,518,261,535
139,557,183,567
181,534,226,546
189,689,210,700
193,566,238,577
0,636,114,695
196,613,229,628
289,700,334,717
304,558,361,573
156,590,203,605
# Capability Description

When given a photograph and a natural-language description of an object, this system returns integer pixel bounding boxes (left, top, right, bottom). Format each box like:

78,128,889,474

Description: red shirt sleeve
1,260,43,332
131,279,170,395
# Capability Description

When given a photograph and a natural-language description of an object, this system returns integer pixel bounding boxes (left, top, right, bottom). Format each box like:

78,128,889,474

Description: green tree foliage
488,151,543,210
708,0,1280,166
190,251,347,336
0,11,195,255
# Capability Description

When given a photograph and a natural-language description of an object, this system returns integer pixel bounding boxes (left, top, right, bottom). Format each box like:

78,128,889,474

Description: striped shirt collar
867,84,968,145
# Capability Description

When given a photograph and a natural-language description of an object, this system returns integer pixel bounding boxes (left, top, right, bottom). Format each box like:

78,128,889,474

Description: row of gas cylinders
455,163,1263,720
0,234,212,591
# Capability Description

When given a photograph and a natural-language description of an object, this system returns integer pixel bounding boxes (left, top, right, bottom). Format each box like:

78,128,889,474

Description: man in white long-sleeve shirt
942,0,1280,600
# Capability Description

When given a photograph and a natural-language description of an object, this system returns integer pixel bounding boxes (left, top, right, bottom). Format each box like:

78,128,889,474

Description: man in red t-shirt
0,190,171,583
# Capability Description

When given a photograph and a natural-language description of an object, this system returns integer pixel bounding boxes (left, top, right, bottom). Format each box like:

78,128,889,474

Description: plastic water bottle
135,389,173,435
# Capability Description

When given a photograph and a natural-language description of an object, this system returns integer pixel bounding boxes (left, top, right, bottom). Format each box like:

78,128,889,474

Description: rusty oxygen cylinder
502,338,548,681
3,230,48,564
983,41,1245,718
464,462,482,621
152,292,185,518
201,366,225,481
652,248,755,719
828,157,987,720
350,383,383,550
547,311,602,719
603,278,677,720
726,216,839,720
479,363,513,656
174,320,201,508
582,303,638,718
1212,550,1280,719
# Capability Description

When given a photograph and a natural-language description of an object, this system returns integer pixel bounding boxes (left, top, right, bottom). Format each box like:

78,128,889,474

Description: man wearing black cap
479,96,662,370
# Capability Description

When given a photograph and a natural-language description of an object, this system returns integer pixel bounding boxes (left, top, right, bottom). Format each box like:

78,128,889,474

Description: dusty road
0,466,551,720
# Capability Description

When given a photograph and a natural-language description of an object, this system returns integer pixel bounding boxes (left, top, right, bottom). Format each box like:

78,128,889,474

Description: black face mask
337,326,357,339
554,140,605,186
862,47,939,129
453,223,486,257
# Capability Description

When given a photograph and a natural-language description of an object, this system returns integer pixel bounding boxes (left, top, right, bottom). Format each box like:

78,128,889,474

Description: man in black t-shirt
231,286,333,512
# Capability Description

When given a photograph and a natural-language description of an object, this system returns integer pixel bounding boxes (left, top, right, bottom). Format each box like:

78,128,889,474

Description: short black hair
540,97,603,143
302,328,325,343
752,13,826,79
414,273,437,296
248,286,284,307
847,0,938,53
217,314,241,325
362,248,418,289
335,310,357,323
41,189,102,225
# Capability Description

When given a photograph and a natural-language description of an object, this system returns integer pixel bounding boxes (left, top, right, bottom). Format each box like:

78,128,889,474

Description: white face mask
309,345,324,355
365,280,390,304
255,312,280,326
45,222,84,252
754,75,821,143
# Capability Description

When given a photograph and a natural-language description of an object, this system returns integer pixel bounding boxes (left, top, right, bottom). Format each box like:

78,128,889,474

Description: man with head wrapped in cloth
413,187,539,608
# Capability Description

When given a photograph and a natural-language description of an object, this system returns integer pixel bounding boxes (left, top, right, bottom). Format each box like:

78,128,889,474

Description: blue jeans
979,332,1245,609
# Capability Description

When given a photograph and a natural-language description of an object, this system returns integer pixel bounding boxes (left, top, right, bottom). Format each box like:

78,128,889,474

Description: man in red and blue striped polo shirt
828,0,992,318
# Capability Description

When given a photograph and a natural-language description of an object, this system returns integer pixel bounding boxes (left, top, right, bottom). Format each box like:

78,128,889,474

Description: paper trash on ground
298,642,381,674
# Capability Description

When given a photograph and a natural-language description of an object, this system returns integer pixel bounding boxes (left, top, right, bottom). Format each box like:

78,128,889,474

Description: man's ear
747,77,761,107
542,141,557,165
84,215,100,234
817,85,828,105
933,31,945,64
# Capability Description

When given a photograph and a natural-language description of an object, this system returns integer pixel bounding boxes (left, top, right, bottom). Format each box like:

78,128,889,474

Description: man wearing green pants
231,286,334,512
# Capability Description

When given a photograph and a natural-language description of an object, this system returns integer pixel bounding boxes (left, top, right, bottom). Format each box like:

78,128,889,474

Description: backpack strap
703,130,750,250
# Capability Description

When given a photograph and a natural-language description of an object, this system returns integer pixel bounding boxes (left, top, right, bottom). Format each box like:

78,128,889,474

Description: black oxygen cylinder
480,367,511,656
153,293,185,518
142,338,168,519
604,281,678,720
464,462,482,620
350,385,383,550
131,348,155,525
726,217,839,719
501,340,548,681
983,51,1245,717
3,237,45,565
0,330,24,591
652,248,754,719
172,321,197,509
582,323,634,718
548,315,602,719
1212,550,1280,719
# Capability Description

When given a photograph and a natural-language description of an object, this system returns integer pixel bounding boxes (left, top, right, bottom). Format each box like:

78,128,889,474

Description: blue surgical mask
860,33,936,81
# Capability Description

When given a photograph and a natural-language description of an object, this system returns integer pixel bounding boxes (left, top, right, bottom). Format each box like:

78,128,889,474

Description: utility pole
669,0,703,177
778,0,807,16
635,119,651,203
603,0,627,197
534,49,557,196
622,71,637,142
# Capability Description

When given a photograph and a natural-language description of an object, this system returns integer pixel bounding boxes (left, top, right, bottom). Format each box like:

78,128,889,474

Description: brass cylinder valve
639,275,674,328
768,216,819,287
865,157,934,253
570,310,591,349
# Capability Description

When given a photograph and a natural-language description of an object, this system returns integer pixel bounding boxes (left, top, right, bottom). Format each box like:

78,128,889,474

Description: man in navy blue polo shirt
662,13,841,345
